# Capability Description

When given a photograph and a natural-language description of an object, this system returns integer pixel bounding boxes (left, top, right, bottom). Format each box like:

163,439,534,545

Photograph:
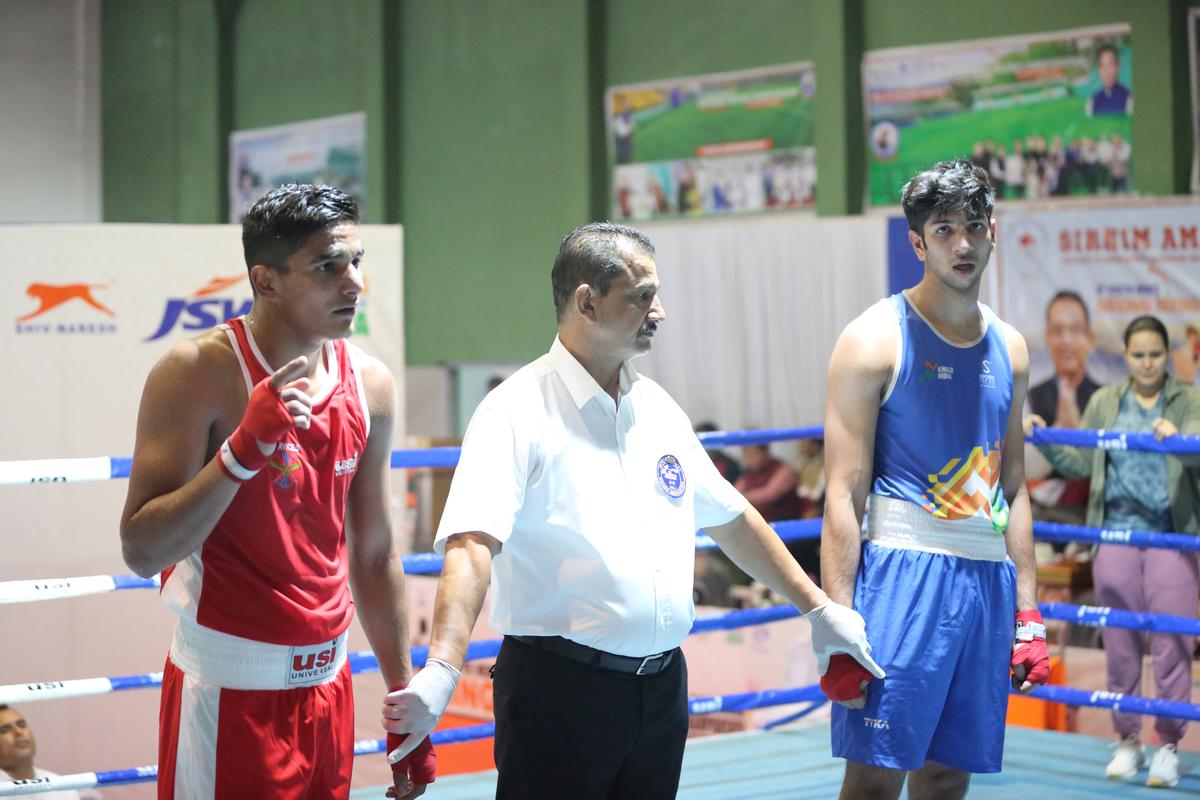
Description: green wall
102,0,223,223
102,0,1194,365
397,0,593,364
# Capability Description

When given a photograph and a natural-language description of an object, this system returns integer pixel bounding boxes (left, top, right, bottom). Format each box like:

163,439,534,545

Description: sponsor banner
997,202,1200,388
606,62,816,221
864,24,1133,207
229,112,366,223
1,222,404,567
1,223,403,786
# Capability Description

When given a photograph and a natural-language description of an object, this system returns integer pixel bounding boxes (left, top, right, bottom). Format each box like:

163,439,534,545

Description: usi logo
287,639,340,686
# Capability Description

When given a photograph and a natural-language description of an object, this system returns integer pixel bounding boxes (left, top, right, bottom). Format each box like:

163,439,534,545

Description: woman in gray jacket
1028,315,1200,788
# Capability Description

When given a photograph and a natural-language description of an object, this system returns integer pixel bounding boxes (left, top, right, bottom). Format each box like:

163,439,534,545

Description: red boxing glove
386,684,436,786
219,376,295,480
820,653,875,702
1011,609,1050,689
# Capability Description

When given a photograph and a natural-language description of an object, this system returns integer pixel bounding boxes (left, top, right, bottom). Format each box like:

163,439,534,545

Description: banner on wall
864,24,1133,208
998,203,1200,393
3,224,405,565
229,112,367,222
1190,8,1200,194
606,62,816,221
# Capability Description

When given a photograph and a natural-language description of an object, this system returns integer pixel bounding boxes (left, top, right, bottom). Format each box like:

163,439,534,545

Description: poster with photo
998,203,1200,391
228,112,366,223
606,63,816,221
864,24,1133,207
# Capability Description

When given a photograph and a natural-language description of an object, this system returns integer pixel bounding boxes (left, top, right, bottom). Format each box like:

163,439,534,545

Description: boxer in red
121,184,431,799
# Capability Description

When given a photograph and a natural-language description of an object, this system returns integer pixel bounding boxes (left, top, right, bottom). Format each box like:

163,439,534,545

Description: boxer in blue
820,159,1050,799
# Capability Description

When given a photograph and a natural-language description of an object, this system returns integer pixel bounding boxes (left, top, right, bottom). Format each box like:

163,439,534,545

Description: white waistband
865,494,1008,561
169,617,348,690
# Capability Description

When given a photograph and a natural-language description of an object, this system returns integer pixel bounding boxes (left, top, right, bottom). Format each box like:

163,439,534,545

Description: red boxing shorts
157,622,354,799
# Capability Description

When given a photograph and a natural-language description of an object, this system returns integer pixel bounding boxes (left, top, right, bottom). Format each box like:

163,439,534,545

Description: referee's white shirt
435,337,748,658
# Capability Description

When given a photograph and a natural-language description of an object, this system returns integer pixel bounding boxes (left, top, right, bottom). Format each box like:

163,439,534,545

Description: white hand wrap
383,658,461,764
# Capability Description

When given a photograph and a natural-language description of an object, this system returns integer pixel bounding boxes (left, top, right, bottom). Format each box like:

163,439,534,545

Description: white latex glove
383,658,461,763
806,602,886,679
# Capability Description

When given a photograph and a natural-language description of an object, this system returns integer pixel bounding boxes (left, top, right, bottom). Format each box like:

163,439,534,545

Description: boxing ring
2,426,1199,797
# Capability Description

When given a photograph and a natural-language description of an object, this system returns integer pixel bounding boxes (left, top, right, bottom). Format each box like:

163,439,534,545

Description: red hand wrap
387,685,436,786
228,376,294,472
820,653,874,702
1011,609,1050,687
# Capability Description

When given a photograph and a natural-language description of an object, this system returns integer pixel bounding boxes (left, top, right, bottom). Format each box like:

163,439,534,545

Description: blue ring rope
34,423,1194,483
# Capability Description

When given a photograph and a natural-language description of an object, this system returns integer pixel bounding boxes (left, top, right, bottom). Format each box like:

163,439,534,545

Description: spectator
693,548,735,607
795,437,826,519
736,444,814,576
1026,291,1100,526
0,705,101,799
694,421,742,484
735,444,801,522
1028,315,1200,788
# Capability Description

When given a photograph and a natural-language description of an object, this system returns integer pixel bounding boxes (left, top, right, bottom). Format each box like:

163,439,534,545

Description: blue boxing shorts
831,497,1017,773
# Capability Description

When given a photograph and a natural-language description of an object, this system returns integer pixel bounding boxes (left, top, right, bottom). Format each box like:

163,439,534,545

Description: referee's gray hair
551,222,655,321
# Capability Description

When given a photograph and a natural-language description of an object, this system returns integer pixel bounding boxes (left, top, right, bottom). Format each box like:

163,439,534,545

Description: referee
383,222,881,799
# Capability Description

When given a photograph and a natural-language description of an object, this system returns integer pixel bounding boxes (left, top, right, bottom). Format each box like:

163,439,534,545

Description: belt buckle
635,653,663,676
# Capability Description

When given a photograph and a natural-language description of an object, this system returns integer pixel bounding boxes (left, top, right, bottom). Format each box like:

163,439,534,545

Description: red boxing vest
161,317,370,645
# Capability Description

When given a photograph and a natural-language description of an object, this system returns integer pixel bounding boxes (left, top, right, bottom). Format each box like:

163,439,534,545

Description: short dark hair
1123,315,1169,350
1046,290,1091,325
1096,43,1119,63
551,222,655,321
901,159,994,236
241,184,359,272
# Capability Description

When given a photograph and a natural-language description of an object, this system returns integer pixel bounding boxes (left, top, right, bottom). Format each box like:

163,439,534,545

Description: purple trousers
1092,545,1200,744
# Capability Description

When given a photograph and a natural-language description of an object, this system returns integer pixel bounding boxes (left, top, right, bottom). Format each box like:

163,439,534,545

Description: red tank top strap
332,339,371,438
223,317,271,387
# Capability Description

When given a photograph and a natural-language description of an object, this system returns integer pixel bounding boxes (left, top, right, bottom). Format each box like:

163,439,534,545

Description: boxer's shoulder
144,327,249,421
832,301,899,380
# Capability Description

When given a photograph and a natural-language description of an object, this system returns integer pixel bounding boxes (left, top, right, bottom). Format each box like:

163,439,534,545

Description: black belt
508,635,675,676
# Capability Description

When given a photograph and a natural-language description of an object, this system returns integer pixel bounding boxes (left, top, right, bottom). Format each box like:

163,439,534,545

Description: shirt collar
548,336,640,409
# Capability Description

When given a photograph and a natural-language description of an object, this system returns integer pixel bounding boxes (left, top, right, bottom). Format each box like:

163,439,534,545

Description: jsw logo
145,275,252,341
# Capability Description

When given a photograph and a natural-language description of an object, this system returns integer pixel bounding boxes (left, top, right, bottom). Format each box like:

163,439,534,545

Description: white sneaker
1147,743,1180,788
1106,735,1146,779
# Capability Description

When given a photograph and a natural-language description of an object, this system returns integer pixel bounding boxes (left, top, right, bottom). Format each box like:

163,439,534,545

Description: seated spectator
694,421,742,484
735,444,801,522
0,705,101,799
1027,315,1200,788
795,437,825,519
736,444,816,578
693,551,734,607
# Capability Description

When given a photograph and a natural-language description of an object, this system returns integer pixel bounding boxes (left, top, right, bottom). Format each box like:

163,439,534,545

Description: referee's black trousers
492,636,689,799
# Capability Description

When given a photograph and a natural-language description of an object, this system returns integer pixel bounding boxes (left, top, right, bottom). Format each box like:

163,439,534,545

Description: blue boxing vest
871,292,1014,528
